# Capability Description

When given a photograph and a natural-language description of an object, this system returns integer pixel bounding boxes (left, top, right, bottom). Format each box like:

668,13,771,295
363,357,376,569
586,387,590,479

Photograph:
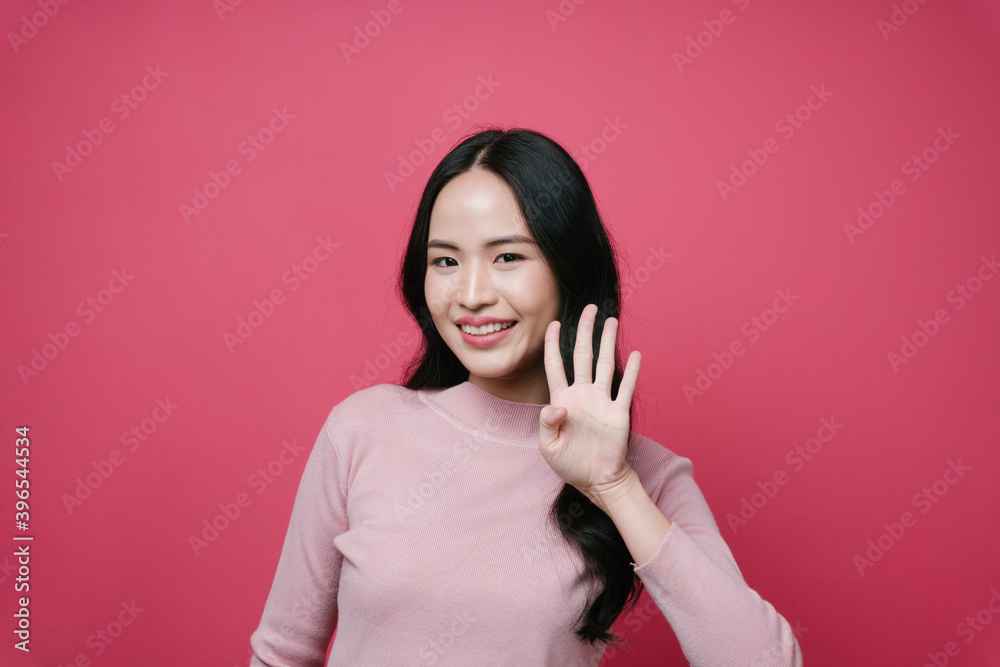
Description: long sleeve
631,448,802,667
249,418,348,667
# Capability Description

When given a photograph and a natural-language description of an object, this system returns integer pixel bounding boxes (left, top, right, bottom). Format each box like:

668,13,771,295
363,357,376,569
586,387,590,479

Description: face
425,168,561,405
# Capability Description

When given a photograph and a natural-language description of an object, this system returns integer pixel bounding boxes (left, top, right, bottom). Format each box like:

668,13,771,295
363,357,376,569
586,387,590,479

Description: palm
539,303,641,494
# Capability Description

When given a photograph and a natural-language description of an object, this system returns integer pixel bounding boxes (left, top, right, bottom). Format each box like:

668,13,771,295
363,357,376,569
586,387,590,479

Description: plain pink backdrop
2,0,999,665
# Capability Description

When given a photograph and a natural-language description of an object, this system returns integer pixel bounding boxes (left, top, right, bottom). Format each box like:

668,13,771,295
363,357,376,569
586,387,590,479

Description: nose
455,258,498,310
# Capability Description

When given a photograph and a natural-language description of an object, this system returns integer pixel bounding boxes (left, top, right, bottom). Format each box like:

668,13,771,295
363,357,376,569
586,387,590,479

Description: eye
429,257,457,267
497,253,524,263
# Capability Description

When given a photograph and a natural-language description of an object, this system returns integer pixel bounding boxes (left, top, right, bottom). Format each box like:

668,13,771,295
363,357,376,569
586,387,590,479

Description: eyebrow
426,234,537,251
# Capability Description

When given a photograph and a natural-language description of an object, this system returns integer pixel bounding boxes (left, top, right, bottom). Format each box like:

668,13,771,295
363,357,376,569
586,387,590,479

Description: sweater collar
417,380,545,447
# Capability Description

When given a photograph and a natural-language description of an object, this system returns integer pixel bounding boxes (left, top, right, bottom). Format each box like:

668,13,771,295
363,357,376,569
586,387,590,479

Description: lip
456,321,517,348
455,316,517,326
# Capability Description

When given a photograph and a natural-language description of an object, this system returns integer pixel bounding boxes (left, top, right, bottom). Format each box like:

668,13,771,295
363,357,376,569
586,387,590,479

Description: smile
456,321,517,348
458,321,516,335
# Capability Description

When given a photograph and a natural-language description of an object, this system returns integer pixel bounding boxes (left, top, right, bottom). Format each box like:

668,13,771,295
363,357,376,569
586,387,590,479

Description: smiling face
425,168,561,405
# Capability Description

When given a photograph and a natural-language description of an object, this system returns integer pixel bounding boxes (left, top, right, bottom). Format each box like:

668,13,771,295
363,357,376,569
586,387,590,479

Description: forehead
428,169,530,239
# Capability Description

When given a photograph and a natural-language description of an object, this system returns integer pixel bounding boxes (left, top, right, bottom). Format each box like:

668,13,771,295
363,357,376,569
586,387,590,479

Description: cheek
513,267,559,314
424,273,447,314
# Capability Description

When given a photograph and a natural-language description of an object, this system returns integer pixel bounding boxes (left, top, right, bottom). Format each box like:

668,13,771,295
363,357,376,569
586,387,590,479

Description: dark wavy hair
395,126,643,647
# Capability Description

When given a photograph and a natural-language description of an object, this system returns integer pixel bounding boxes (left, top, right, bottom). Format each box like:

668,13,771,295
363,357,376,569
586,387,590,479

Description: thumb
539,405,567,442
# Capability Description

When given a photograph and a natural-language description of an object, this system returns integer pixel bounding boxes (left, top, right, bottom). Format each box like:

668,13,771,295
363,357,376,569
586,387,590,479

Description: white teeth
460,321,515,336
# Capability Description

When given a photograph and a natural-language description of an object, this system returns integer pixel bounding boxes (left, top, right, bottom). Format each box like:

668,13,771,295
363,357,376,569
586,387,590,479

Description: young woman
249,128,802,666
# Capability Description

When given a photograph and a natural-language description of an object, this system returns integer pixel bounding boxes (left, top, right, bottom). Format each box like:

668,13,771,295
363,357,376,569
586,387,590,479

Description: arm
537,306,801,664
587,456,802,667
249,419,348,667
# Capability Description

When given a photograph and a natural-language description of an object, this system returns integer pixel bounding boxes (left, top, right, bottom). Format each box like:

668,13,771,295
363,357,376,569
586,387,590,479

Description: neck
417,380,546,447
468,367,550,405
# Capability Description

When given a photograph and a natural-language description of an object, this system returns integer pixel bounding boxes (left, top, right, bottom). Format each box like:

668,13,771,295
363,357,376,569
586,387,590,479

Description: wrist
582,465,672,567
581,464,639,515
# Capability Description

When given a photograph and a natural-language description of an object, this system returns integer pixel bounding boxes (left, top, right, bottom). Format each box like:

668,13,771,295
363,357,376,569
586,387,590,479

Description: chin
467,365,516,380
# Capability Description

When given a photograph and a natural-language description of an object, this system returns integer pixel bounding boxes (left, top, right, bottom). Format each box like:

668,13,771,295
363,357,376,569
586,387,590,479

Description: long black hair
395,126,643,647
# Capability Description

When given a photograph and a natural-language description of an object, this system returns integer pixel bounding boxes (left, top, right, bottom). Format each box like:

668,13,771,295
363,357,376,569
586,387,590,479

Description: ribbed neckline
417,380,545,447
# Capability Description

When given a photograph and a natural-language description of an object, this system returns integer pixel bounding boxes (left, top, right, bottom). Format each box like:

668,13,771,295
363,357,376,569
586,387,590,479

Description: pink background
2,0,1000,665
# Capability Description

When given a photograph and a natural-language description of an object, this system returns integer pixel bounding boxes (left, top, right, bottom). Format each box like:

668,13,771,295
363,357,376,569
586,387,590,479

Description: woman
249,128,802,666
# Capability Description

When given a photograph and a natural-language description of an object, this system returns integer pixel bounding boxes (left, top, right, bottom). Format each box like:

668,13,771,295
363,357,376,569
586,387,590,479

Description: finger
614,350,641,408
594,316,617,392
542,405,568,427
573,304,596,385
543,319,569,395
539,405,567,450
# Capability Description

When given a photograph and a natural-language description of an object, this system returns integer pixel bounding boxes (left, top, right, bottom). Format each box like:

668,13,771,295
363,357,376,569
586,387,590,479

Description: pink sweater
249,381,802,666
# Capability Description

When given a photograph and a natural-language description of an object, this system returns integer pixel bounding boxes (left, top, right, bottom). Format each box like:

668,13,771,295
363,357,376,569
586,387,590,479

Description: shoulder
330,382,417,411
320,383,424,437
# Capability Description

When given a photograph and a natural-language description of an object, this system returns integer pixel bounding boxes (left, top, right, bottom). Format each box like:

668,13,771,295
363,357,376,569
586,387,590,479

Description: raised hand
538,303,641,503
